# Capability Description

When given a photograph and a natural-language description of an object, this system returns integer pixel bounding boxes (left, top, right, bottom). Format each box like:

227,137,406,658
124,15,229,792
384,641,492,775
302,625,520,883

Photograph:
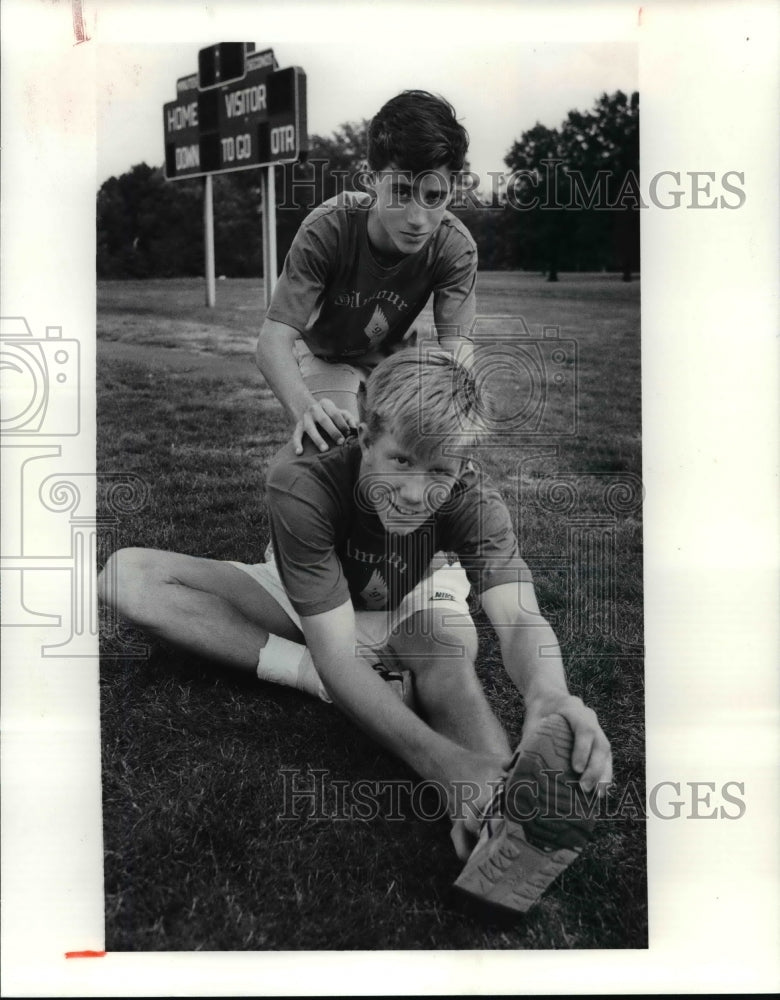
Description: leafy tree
502,91,640,278
97,163,202,278
306,120,371,201
213,170,263,277
503,124,567,279
560,90,640,280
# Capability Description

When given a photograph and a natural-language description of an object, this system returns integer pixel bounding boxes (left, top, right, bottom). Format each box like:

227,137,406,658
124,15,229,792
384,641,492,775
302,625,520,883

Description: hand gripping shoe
454,713,596,914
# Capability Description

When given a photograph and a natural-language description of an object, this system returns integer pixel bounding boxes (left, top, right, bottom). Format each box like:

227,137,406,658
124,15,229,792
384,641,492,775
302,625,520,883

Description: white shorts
293,339,377,398
229,557,472,656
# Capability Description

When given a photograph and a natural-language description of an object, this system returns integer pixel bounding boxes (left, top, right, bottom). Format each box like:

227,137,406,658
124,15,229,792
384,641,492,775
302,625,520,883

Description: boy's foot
453,713,596,914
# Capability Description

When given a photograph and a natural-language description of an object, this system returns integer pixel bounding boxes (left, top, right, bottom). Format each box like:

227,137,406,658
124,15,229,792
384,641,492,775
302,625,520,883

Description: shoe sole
453,714,594,914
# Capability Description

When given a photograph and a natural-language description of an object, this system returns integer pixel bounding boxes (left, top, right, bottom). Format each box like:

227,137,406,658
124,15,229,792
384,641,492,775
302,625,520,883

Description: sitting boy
98,349,612,913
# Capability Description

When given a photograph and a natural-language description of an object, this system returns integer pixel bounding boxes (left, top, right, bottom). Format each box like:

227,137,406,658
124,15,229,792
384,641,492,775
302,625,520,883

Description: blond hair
360,348,492,457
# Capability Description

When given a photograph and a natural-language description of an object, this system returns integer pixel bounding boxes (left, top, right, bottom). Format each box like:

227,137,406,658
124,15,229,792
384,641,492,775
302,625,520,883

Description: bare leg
302,363,366,421
390,607,511,758
98,547,302,674
389,606,512,856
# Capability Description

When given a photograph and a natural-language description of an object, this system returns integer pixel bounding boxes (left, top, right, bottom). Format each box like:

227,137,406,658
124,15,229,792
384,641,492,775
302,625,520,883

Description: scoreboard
163,43,307,180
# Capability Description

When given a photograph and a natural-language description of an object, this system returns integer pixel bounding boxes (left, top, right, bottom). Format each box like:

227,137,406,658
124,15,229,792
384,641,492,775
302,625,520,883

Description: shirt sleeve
265,205,336,334
265,451,352,616
441,479,533,595
432,216,478,342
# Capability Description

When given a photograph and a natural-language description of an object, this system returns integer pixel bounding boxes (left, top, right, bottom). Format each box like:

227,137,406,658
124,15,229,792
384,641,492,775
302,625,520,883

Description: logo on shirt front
360,568,388,609
364,304,389,346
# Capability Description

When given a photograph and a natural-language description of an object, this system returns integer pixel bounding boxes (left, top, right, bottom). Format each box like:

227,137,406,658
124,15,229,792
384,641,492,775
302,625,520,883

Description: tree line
97,90,639,280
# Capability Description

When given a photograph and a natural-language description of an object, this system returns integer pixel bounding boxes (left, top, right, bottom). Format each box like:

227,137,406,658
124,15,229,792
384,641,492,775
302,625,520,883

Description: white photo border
1,0,778,995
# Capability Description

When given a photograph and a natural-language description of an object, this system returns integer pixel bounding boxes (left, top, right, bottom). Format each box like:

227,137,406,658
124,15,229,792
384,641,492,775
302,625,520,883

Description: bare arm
433,245,477,368
255,318,313,421
256,318,357,454
481,581,613,792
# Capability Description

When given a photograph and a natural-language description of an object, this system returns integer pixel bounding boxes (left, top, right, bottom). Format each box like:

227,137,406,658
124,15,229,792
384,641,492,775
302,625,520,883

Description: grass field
97,272,645,951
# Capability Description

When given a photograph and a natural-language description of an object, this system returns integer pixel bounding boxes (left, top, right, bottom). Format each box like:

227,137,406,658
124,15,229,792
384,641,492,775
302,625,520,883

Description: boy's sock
257,634,331,702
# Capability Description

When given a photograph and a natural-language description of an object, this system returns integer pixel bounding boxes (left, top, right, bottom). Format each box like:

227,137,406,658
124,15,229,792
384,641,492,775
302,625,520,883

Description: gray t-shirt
267,191,477,361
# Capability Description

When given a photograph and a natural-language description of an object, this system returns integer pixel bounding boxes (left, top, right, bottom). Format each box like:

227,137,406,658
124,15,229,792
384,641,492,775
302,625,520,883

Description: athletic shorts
229,556,472,655
293,339,376,399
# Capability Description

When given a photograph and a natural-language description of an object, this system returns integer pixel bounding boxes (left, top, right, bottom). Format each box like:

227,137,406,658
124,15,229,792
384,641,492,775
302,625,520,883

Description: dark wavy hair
367,90,469,174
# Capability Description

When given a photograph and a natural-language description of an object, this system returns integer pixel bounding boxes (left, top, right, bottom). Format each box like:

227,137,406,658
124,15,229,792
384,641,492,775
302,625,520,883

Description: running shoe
453,713,596,914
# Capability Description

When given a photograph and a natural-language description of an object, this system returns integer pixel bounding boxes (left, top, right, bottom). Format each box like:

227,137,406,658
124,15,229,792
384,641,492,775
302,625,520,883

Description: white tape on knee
256,634,331,702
